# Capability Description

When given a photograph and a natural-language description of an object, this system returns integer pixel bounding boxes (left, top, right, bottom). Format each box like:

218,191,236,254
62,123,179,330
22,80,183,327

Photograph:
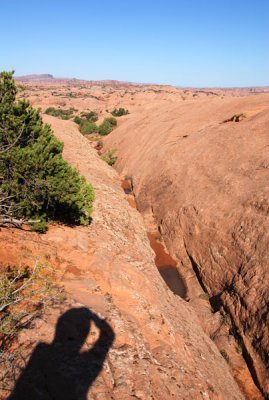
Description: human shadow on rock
8,307,115,400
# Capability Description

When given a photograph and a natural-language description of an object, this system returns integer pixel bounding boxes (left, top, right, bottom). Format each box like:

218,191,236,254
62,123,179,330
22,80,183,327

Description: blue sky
0,0,268,86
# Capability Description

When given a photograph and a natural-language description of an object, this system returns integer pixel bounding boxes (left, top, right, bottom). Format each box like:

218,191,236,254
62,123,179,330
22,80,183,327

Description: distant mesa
14,74,148,87
15,74,55,81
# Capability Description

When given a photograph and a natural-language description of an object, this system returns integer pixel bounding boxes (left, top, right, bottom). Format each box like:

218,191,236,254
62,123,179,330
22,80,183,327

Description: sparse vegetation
17,85,27,92
79,120,98,135
80,111,98,122
44,107,75,120
111,107,129,117
101,148,118,166
73,111,100,135
0,262,60,344
0,261,63,392
73,116,83,125
0,71,95,232
220,311,230,326
64,92,76,98
236,344,243,354
98,117,117,136
199,292,210,301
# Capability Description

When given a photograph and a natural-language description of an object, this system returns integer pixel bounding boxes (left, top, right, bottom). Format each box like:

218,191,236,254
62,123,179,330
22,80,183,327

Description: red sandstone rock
0,116,244,399
104,92,269,398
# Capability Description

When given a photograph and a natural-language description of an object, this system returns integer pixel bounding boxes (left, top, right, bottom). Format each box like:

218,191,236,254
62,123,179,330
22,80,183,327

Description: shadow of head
53,307,94,348
7,307,115,400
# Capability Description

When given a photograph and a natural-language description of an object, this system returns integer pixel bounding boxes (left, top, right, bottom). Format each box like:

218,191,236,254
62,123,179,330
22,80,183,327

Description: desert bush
65,92,75,98
98,117,117,136
111,107,129,117
17,85,27,92
73,116,83,125
0,262,62,392
0,71,95,231
0,262,61,344
101,148,117,166
44,107,75,120
105,116,117,126
73,111,99,134
79,120,98,135
80,111,98,122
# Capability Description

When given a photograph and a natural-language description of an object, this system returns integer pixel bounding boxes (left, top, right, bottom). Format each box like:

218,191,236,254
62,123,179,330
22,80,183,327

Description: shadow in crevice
148,233,188,299
187,253,208,294
8,307,115,400
209,292,222,312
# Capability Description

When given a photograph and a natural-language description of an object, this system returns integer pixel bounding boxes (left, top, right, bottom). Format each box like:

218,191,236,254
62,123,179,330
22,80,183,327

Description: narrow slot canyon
147,232,187,299
121,179,188,300
120,178,265,400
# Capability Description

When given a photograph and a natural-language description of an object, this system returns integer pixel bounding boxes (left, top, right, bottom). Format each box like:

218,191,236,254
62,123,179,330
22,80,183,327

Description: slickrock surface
0,116,244,399
104,93,269,398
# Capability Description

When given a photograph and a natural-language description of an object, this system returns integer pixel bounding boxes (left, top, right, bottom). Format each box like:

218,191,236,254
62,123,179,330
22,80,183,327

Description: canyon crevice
0,116,247,399
104,93,269,398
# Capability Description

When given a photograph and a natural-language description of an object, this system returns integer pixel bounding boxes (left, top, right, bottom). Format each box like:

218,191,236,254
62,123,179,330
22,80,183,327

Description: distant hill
15,74,55,81
14,74,146,86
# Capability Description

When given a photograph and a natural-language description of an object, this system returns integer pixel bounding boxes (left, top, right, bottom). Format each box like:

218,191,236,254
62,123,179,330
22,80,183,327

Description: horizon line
13,73,269,89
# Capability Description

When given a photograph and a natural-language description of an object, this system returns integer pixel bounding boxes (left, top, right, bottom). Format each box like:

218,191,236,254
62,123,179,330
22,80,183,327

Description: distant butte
15,74,55,81
14,74,145,86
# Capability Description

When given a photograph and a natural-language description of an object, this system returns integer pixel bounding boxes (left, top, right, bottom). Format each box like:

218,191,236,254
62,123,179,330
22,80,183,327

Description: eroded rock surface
104,93,269,397
0,116,244,399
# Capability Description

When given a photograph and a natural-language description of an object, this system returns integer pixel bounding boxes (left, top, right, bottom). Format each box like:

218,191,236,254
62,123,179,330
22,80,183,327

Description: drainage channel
120,177,264,399
121,179,187,299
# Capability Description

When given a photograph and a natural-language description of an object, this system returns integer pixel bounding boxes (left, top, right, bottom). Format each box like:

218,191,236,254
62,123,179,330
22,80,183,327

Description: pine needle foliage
0,71,95,232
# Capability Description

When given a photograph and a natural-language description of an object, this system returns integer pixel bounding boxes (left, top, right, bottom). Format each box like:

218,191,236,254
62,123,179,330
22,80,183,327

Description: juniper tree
0,71,94,232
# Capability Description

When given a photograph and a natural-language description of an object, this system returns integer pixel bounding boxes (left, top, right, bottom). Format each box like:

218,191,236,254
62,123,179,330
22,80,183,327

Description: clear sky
1,0,268,87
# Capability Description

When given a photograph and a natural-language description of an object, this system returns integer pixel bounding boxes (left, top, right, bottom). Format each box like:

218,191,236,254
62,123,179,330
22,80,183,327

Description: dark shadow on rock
159,267,187,298
8,307,115,400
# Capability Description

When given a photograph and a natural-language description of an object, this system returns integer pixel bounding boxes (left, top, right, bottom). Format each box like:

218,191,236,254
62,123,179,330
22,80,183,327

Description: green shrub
80,111,98,122
65,92,75,98
98,117,117,136
105,116,117,126
98,121,114,136
101,148,117,166
44,107,75,120
73,111,99,133
17,84,27,92
0,71,95,231
73,116,83,125
111,107,129,117
79,120,98,135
